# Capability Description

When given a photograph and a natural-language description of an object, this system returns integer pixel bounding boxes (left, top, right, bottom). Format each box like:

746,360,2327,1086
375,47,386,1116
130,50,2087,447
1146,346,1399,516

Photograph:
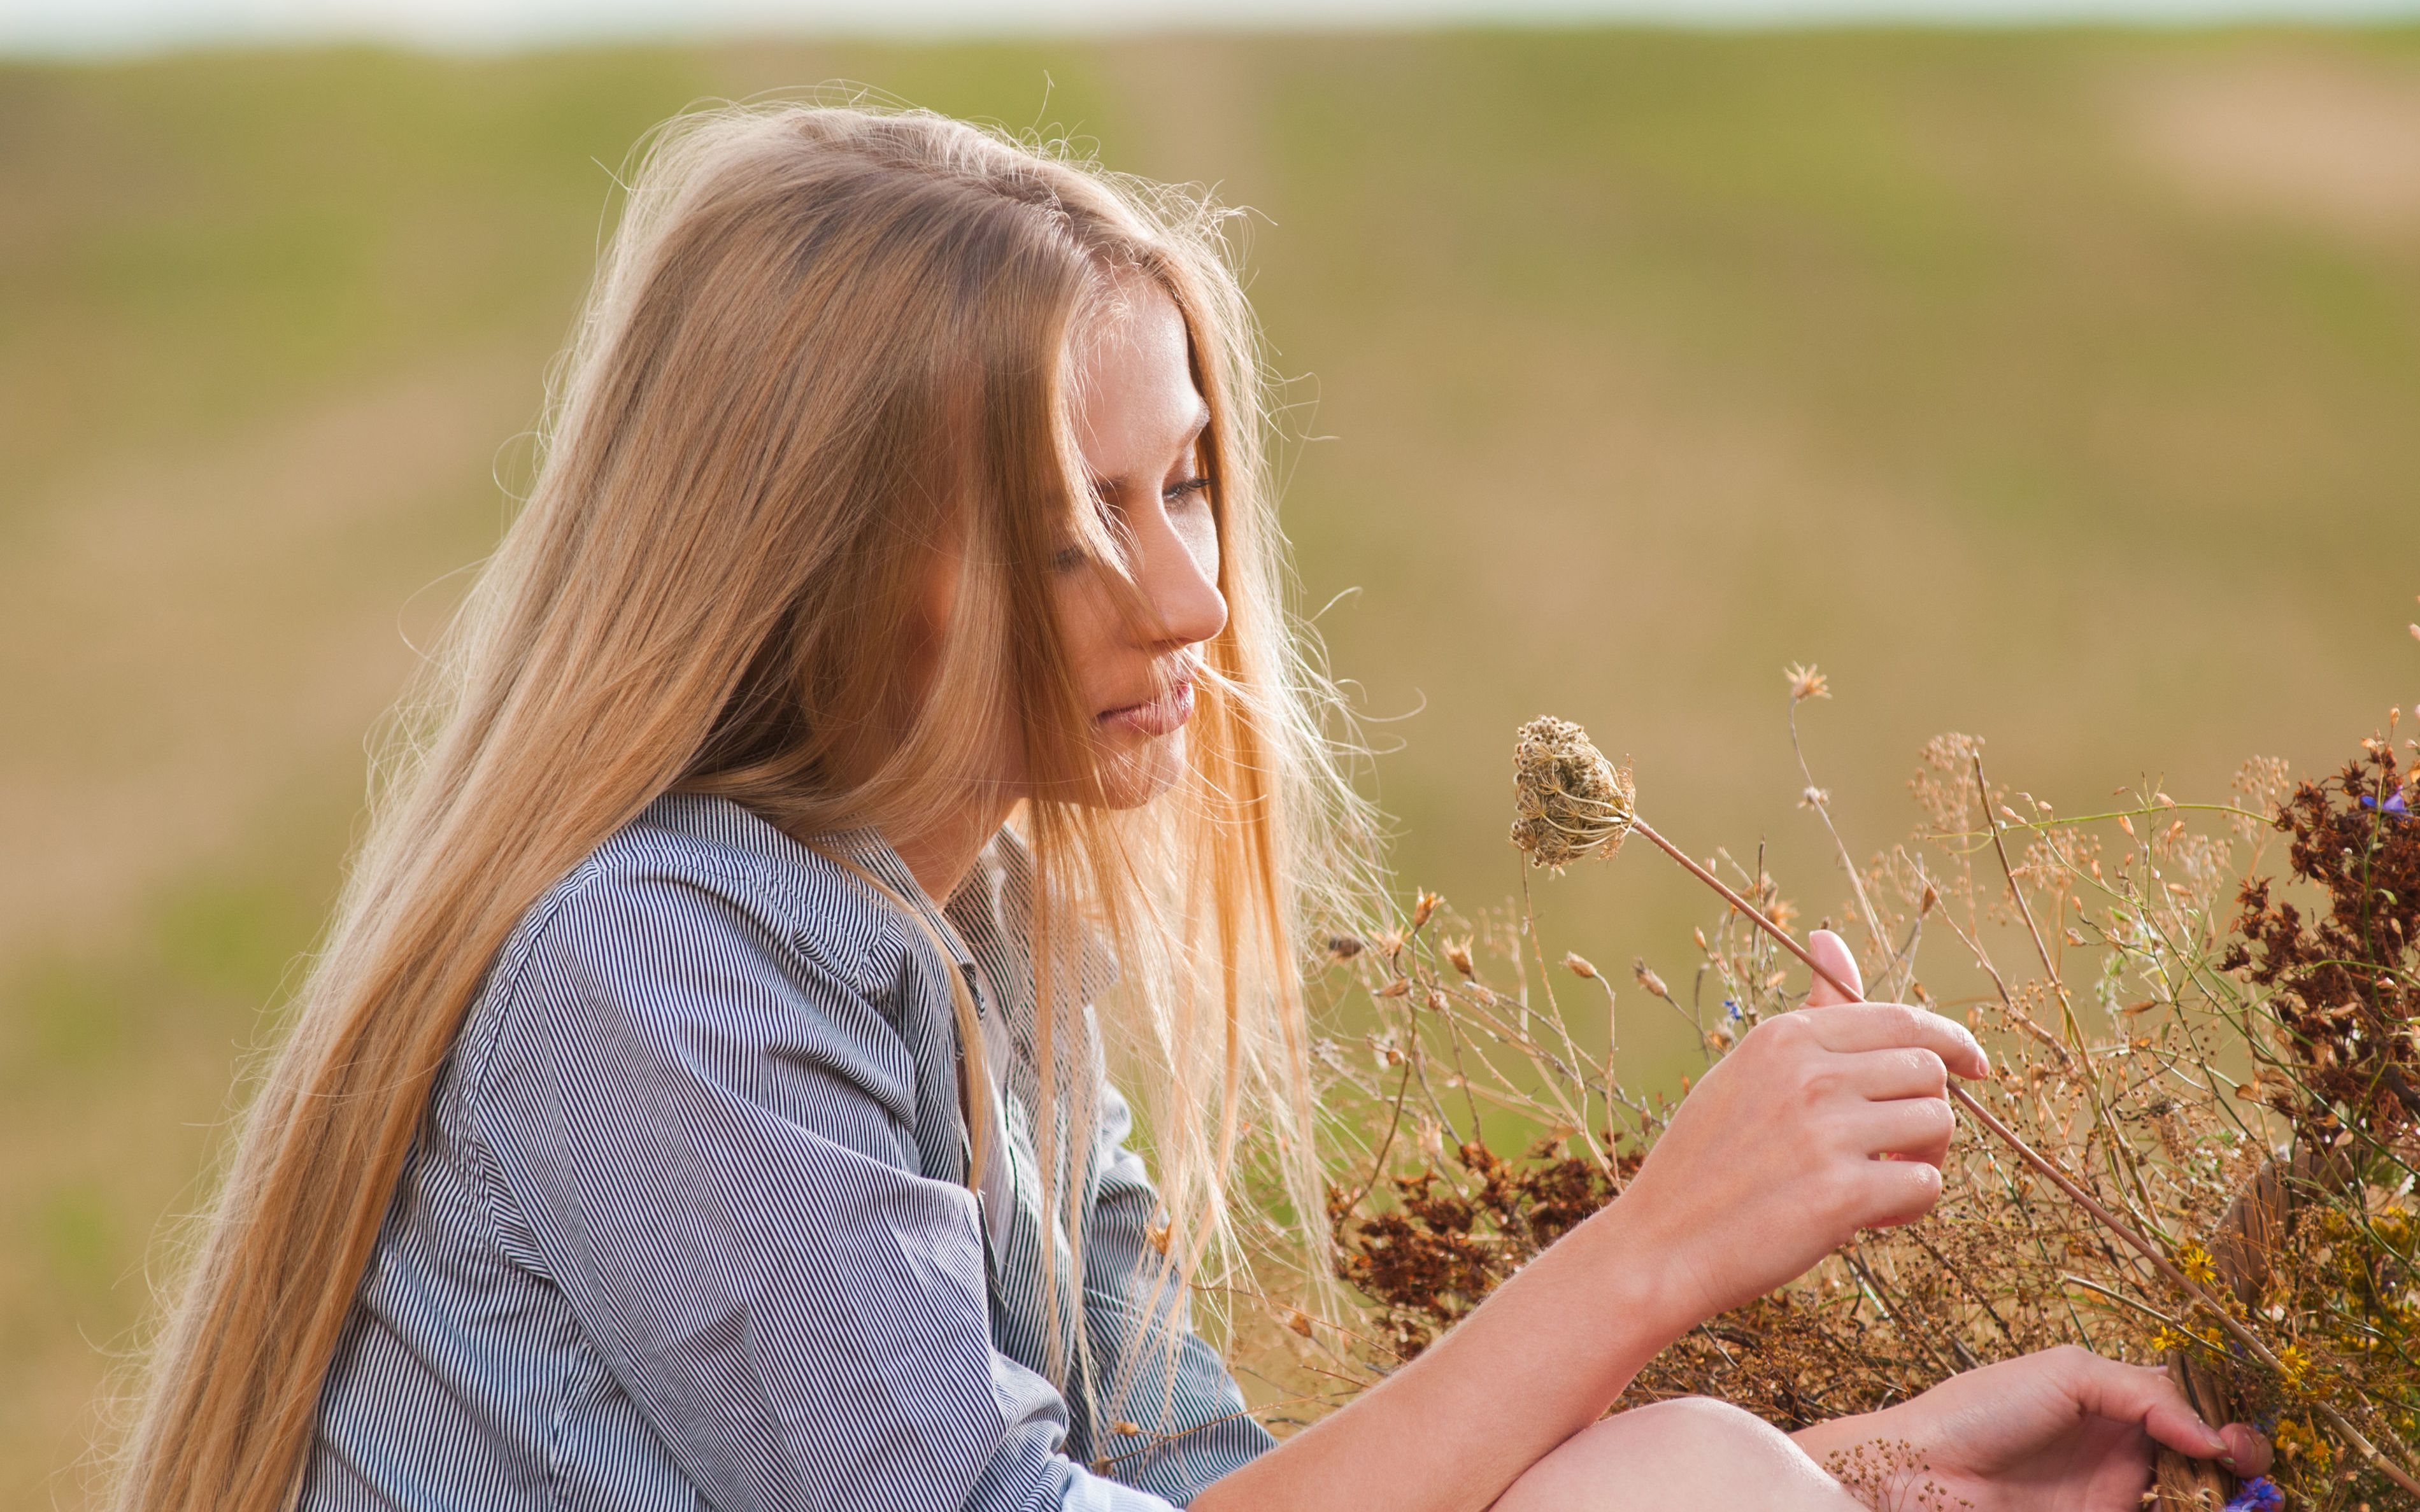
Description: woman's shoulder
536,792,913,989
454,793,936,1101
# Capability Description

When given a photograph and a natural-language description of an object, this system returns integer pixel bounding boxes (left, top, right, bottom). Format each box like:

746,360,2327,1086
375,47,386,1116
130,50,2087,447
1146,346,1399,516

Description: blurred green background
4,25,2419,1506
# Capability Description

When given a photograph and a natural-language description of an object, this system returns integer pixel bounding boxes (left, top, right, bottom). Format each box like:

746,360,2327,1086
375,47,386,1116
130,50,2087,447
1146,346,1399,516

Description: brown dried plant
1823,1439,1974,1512
1265,667,2420,1512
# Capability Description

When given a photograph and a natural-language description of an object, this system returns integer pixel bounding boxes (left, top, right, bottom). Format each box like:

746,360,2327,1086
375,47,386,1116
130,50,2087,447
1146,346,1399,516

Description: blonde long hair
116,101,1371,1512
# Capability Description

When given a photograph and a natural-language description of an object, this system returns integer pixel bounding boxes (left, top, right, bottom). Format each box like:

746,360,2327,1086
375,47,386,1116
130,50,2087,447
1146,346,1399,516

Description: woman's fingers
1851,1155,1944,1227
1805,929,1864,1007
2219,1423,2274,1477
1796,929,1991,1078
1844,1094,1956,1164
2047,1350,2275,1473
1798,1001,1990,1079
1833,1046,1950,1103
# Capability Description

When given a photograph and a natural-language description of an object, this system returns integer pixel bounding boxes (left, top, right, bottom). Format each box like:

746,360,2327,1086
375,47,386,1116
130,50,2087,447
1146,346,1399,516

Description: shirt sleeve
1079,1080,1278,1505
466,863,1181,1512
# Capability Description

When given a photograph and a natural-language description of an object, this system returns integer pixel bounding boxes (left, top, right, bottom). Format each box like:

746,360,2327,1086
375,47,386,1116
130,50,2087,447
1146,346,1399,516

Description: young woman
116,104,2270,1512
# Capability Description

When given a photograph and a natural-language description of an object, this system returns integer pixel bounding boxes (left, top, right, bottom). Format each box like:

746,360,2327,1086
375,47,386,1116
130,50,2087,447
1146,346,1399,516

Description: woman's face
1048,278,1228,809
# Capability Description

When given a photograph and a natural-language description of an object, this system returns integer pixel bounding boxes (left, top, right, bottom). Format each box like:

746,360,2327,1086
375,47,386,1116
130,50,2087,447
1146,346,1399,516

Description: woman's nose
1133,510,1227,649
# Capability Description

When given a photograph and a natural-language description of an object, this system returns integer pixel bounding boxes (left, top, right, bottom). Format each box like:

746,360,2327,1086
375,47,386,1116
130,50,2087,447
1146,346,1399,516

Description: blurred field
4,26,2419,1506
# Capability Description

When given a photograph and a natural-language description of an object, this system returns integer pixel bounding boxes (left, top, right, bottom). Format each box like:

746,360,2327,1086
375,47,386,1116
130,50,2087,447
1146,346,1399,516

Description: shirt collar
823,828,981,972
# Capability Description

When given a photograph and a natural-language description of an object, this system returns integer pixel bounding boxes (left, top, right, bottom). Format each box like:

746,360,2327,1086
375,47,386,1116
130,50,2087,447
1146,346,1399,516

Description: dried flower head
1510,716,1636,869
1785,662,1832,703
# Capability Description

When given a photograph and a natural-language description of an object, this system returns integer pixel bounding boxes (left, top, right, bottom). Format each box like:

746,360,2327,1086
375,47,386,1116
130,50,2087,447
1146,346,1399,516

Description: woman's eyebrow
1090,404,1215,497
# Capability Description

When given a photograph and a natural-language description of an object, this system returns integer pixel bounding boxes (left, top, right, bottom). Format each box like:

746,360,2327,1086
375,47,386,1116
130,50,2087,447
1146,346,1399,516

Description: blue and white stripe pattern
303,792,1272,1511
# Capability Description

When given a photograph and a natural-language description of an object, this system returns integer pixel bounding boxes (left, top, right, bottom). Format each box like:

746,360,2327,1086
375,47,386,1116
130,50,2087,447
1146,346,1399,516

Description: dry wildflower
2221,743,2420,1146
1786,662,1832,703
1327,935,1364,961
1412,890,1441,929
1329,1137,1626,1360
1563,952,1598,980
1443,938,1475,977
1509,716,1635,868
1293,681,2420,1508
1823,1439,1972,1511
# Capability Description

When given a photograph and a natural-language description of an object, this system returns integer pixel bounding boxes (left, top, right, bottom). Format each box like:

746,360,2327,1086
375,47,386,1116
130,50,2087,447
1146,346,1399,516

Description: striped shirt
304,792,1272,1511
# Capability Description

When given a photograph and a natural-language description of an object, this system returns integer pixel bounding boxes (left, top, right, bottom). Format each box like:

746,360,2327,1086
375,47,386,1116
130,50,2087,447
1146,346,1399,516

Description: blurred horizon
10,0,2420,59
3,22,2418,1510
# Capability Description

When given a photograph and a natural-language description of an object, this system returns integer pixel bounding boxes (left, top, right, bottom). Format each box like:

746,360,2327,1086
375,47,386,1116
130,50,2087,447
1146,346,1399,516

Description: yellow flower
2176,1241,2218,1288
2275,1342,2311,1389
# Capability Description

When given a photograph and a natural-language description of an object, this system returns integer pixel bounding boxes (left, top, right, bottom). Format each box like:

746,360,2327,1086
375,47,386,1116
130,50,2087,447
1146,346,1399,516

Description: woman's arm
1198,932,1988,1512
476,865,1179,1512
1080,1077,1276,1499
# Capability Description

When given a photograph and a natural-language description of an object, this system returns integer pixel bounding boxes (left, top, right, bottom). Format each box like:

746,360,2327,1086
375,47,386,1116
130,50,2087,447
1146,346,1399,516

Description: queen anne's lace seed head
1509,716,1636,870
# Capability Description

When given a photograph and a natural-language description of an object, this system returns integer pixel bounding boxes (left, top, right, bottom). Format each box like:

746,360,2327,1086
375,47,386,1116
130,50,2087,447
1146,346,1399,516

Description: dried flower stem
1970,756,2167,1245
1633,817,2420,1497
1790,699,1911,1001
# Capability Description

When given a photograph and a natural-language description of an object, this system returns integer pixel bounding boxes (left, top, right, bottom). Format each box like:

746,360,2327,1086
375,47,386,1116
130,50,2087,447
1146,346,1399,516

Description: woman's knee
1493,1397,1861,1511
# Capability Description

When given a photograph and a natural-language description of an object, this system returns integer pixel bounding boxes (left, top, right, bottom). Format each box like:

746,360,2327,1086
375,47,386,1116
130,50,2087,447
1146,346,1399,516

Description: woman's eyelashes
1164,474,1212,504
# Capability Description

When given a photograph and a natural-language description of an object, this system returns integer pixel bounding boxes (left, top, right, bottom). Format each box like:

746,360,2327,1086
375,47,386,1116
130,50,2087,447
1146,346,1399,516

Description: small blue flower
1723,999,1743,1023
2359,789,2411,820
2223,1474,2284,1512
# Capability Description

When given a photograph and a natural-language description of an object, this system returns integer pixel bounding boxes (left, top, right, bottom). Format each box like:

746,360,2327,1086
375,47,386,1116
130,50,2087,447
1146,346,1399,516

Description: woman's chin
1090,728,1187,810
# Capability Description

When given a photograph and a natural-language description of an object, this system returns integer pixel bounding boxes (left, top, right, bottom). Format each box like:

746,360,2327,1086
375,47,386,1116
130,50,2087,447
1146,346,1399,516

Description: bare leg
1492,1398,1865,1511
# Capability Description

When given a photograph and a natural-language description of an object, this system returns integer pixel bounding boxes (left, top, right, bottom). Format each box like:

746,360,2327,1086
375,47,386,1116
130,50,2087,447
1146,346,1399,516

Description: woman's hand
1607,931,1991,1327
1790,1346,2274,1511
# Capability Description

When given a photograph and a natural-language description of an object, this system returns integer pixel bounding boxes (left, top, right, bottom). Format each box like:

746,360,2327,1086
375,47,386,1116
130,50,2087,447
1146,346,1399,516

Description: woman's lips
1100,676,1195,737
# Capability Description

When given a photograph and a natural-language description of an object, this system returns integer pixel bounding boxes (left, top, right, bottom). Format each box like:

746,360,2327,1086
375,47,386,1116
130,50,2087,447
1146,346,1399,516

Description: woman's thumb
1805,929,1864,1006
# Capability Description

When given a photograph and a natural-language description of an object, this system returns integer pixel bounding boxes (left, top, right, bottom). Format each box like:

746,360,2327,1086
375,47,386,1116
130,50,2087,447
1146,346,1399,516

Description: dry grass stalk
1270,674,2420,1512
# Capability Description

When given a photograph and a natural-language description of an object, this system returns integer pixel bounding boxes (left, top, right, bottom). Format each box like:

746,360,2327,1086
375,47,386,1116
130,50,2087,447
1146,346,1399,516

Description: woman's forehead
1068,279,1205,483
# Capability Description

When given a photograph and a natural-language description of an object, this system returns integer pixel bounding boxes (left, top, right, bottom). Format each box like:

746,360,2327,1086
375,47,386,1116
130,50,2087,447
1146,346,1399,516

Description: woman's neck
886,796,1016,906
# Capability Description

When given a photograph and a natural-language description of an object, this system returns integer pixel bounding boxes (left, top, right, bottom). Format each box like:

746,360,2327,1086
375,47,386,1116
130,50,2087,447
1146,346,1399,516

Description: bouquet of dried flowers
1251,644,2420,1512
